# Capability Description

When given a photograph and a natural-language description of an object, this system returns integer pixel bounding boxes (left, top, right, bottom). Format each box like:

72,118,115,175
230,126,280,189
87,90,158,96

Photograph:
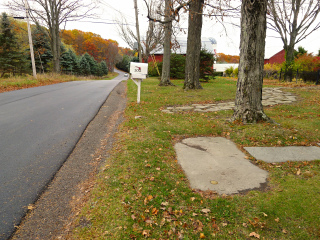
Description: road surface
0,72,126,240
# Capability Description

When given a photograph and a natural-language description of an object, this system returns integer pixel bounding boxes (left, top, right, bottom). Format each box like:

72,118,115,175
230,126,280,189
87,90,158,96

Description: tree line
0,12,127,77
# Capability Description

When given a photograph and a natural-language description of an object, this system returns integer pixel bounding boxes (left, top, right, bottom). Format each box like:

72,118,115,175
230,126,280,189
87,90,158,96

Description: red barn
264,49,285,64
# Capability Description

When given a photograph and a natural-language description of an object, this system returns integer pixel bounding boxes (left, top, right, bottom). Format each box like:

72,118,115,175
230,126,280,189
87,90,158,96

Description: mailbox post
130,62,148,103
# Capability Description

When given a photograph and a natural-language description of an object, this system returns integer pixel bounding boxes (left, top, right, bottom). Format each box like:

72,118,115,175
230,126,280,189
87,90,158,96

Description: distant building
264,49,285,64
148,37,217,63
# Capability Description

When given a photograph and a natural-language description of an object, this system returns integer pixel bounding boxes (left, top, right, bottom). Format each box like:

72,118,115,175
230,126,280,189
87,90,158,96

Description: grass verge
71,77,320,239
0,72,118,93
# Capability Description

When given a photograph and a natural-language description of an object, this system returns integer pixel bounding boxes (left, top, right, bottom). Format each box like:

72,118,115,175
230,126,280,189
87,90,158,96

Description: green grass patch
71,77,320,239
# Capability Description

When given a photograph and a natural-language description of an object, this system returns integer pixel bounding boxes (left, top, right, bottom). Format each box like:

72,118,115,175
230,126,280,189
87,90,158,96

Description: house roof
151,37,217,55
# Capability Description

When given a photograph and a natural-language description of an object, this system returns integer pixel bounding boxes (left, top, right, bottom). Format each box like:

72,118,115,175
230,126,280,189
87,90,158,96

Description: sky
1,0,320,58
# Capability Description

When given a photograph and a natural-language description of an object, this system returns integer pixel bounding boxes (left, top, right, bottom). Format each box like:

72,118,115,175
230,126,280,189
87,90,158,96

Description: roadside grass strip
0,72,118,93
72,77,320,239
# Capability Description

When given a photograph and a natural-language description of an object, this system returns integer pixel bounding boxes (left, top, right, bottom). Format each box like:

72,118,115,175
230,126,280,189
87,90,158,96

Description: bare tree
144,0,189,86
117,11,164,63
160,0,175,86
268,0,320,81
184,0,204,90
8,0,96,73
231,0,272,124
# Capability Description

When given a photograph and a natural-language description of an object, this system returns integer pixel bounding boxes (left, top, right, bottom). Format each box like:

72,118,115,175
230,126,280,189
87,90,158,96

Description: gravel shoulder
10,81,127,240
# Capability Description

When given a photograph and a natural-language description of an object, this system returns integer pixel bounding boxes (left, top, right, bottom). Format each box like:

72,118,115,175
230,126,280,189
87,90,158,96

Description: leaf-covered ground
71,77,320,239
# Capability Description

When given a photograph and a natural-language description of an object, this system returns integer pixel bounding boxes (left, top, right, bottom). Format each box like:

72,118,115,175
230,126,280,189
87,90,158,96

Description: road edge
11,80,127,240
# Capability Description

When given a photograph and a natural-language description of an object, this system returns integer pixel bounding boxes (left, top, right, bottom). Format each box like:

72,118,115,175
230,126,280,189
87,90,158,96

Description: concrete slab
245,146,320,163
174,137,268,195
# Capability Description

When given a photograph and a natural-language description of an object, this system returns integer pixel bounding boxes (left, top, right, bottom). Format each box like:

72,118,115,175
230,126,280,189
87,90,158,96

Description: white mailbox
129,62,148,104
130,62,148,79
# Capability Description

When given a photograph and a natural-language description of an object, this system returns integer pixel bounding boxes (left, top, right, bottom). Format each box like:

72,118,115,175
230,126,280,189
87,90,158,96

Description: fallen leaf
145,164,151,168
152,208,159,215
261,212,268,217
201,208,211,214
131,214,136,220
210,180,218,185
161,201,169,206
249,232,260,238
282,229,288,234
192,213,198,216
193,220,203,232
142,229,150,237
144,195,153,205
296,169,301,175
156,167,161,171
190,197,195,201
222,222,228,227
275,218,280,222
27,205,34,210
200,233,205,238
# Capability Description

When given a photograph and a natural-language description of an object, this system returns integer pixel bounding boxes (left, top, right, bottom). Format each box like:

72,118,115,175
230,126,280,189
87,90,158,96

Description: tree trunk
184,0,204,90
231,0,272,124
159,0,174,86
284,28,298,82
49,1,61,73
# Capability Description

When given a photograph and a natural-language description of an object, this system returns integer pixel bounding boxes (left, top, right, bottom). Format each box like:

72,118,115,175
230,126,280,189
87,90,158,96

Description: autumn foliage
60,29,120,70
294,53,320,72
216,53,240,63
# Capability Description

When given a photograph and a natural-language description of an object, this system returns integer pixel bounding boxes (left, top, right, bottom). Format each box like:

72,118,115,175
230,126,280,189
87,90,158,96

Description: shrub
294,53,320,72
200,49,215,81
225,66,234,77
148,61,161,77
233,67,238,78
264,63,281,79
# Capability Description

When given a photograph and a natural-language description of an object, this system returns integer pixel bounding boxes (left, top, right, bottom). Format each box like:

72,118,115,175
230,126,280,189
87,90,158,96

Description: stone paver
175,137,268,195
245,146,320,163
162,88,296,113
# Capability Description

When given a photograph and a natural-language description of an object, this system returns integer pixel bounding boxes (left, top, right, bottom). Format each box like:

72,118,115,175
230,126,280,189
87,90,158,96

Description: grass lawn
0,72,118,93
70,77,320,239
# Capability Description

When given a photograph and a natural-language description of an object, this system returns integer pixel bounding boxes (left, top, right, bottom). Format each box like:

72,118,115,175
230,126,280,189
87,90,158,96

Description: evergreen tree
199,49,214,81
79,54,90,76
83,52,98,75
60,46,73,74
100,60,108,75
69,49,80,75
0,12,27,76
96,62,103,77
32,23,53,73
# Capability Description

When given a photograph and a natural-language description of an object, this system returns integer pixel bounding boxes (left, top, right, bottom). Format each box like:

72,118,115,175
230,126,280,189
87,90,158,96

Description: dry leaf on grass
249,232,260,238
201,208,211,214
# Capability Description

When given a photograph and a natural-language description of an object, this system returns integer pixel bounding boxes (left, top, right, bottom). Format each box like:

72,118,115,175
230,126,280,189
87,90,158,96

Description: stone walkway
162,88,297,113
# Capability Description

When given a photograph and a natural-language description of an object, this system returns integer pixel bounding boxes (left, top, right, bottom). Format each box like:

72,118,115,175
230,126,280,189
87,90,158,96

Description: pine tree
69,49,80,75
100,60,108,76
83,52,98,76
32,23,53,73
60,45,73,74
0,12,27,76
79,54,90,76
96,62,103,77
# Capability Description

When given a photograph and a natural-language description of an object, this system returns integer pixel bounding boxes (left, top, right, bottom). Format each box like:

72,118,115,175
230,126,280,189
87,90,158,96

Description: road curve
0,78,122,239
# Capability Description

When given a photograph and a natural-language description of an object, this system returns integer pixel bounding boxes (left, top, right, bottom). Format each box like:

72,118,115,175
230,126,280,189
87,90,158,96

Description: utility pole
133,0,142,62
24,0,37,78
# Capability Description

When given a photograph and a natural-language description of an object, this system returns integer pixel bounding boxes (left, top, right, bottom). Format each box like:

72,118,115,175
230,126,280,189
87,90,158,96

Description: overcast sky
1,0,320,58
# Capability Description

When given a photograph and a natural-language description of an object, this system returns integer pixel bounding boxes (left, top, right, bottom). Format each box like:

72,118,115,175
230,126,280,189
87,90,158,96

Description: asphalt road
0,73,126,239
